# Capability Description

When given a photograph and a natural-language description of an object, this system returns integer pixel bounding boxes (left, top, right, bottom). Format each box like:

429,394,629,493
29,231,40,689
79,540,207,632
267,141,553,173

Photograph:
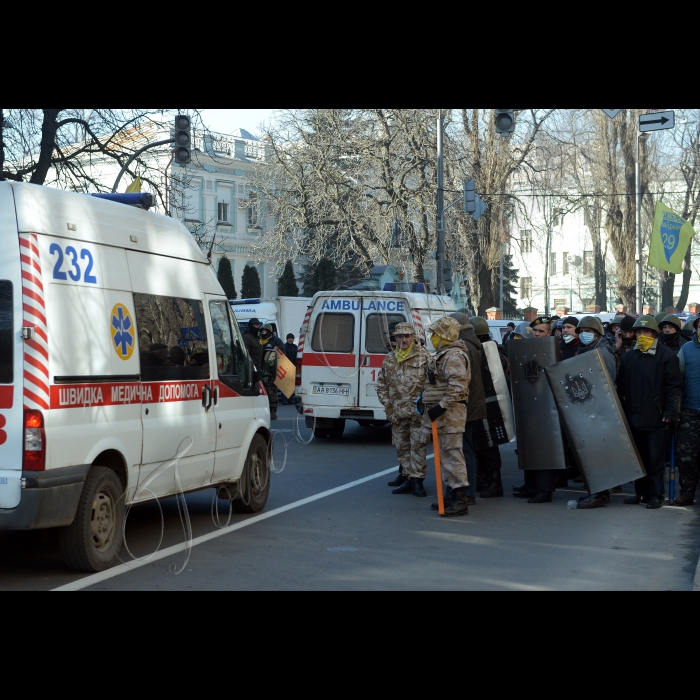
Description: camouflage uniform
676,409,700,496
420,321,471,490
377,325,431,479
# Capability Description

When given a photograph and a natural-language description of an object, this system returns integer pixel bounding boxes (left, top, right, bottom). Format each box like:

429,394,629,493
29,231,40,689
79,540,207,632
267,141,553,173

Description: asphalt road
2,403,699,591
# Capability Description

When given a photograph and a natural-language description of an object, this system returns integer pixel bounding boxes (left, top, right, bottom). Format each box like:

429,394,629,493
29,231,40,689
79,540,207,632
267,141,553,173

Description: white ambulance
0,182,272,572
297,289,456,438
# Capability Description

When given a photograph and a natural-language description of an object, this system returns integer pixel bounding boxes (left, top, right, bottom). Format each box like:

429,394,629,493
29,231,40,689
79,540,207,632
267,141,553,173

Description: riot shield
544,348,645,493
508,336,567,470
472,341,514,449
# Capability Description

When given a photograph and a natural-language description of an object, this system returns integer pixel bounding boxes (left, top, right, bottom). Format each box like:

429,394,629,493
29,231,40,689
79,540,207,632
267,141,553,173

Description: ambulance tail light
258,381,267,396
23,409,46,471
295,359,302,386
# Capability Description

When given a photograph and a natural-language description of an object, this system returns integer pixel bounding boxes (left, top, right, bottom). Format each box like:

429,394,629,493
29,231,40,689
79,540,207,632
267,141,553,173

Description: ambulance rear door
359,296,409,415
0,184,22,509
303,295,361,411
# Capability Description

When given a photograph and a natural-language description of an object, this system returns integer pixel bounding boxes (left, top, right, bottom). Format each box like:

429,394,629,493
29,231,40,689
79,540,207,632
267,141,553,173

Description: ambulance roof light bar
91,193,155,210
230,298,262,305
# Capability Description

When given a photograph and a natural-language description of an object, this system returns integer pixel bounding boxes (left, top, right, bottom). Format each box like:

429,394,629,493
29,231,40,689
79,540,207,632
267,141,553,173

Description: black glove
428,405,446,422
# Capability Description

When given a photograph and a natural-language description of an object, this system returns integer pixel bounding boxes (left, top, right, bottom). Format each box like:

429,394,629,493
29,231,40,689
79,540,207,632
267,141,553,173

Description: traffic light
173,114,192,165
495,109,515,136
444,259,453,293
464,180,476,214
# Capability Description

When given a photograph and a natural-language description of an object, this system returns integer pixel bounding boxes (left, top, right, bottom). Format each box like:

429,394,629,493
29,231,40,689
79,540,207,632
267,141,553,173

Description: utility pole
436,110,445,292
499,244,504,310
635,131,643,314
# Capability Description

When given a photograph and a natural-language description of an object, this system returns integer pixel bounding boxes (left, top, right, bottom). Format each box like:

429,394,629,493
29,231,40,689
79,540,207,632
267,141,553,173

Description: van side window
311,313,355,353
365,313,406,354
133,293,209,381
209,300,250,390
0,281,11,384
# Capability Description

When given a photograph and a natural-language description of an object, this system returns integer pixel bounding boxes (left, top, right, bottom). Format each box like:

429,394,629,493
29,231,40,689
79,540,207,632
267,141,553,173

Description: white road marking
52,455,434,592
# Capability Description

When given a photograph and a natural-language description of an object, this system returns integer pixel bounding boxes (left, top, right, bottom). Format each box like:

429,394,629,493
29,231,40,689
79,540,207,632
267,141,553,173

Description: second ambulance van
297,288,456,438
0,182,272,572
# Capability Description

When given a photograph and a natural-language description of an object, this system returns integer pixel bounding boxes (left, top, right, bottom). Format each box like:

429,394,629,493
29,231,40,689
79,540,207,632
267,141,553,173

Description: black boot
476,463,490,492
388,469,407,487
480,470,503,498
441,487,470,517
392,478,414,495
431,487,454,511
527,492,552,503
577,493,608,509
674,492,695,506
410,478,427,498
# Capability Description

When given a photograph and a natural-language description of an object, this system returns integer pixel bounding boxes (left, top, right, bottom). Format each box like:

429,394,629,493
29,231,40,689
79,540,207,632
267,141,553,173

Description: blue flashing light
91,193,155,210
229,298,261,305
382,282,426,293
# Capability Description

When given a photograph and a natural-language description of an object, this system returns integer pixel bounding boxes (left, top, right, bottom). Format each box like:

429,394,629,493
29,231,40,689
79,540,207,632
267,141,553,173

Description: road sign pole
636,132,643,314
436,111,445,292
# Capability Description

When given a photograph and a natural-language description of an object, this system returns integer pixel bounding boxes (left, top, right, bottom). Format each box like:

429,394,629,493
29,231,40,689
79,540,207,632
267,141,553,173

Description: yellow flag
648,202,696,274
125,176,142,193
273,347,296,399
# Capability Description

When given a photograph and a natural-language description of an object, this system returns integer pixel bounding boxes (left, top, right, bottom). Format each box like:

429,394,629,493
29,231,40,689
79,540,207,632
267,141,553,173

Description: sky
198,109,277,137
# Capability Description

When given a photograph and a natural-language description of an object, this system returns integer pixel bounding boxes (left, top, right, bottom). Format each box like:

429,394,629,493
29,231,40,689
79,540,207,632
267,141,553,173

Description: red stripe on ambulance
20,233,50,411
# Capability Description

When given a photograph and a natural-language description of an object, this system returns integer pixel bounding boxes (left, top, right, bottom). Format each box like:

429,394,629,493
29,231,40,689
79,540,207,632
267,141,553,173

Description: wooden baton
431,419,445,515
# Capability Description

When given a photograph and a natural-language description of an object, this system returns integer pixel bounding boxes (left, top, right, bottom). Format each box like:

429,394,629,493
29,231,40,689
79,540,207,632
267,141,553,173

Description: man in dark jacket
616,315,683,509
658,314,688,356
559,316,581,360
469,316,508,498
243,317,263,373
502,322,516,347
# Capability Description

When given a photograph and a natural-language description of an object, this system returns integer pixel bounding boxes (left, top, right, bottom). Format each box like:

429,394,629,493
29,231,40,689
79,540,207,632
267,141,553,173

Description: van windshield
0,281,12,384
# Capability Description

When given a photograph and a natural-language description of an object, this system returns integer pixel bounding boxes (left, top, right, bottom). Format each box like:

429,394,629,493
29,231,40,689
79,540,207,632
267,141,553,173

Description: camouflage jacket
377,342,431,421
422,340,471,433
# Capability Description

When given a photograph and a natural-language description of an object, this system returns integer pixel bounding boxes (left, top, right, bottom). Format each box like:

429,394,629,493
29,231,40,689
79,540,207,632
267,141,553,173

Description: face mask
579,332,596,346
431,335,441,350
563,334,575,344
395,342,414,363
636,335,654,353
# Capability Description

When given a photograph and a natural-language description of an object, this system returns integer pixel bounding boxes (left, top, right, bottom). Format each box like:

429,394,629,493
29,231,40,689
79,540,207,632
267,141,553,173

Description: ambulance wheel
58,466,124,572
232,435,270,514
357,420,372,427
313,427,329,438
328,419,346,439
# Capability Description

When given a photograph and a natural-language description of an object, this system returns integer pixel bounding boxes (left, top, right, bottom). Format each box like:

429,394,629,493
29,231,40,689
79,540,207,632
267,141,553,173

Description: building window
218,202,229,223
520,277,532,298
562,252,569,275
583,250,594,276
553,208,565,227
550,253,557,276
521,229,532,253
205,180,213,190
247,192,259,229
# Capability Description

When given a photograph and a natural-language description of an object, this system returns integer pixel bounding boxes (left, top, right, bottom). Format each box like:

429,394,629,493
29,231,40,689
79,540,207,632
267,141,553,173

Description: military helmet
393,322,415,336
607,318,622,330
448,312,471,331
654,312,668,324
686,316,700,331
632,315,659,333
261,323,274,332
427,316,460,343
659,314,682,332
575,315,604,336
469,316,490,335
512,322,534,339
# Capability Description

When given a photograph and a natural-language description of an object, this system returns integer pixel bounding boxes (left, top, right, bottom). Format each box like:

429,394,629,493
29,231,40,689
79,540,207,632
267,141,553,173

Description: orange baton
431,420,445,515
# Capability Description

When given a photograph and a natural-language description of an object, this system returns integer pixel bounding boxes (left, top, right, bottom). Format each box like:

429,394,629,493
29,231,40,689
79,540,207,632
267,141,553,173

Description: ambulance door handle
213,386,218,406
202,383,212,411
362,356,370,366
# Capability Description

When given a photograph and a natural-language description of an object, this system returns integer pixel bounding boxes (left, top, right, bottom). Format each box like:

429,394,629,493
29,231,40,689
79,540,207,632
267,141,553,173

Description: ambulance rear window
311,313,354,353
365,313,406,354
0,281,11,384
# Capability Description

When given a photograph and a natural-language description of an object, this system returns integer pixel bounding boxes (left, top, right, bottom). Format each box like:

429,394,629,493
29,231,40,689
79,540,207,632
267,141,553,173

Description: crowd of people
377,309,700,517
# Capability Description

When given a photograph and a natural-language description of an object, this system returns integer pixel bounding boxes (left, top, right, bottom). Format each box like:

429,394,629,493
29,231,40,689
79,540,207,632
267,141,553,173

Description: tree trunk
29,109,61,185
677,244,693,312
660,269,675,310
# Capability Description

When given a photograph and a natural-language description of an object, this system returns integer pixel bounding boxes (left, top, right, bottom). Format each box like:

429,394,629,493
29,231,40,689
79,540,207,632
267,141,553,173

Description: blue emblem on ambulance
111,304,134,360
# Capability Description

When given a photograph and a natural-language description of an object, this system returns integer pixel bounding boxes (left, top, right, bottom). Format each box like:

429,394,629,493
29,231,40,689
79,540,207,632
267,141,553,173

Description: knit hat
561,316,579,328
619,315,636,332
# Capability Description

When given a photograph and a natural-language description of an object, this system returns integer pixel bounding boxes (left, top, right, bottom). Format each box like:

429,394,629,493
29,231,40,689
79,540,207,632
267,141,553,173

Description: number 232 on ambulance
0,182,272,572
297,289,455,438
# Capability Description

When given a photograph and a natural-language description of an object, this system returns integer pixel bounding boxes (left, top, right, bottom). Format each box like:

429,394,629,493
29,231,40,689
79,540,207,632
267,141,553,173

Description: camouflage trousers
437,431,470,490
392,415,427,479
676,408,700,493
